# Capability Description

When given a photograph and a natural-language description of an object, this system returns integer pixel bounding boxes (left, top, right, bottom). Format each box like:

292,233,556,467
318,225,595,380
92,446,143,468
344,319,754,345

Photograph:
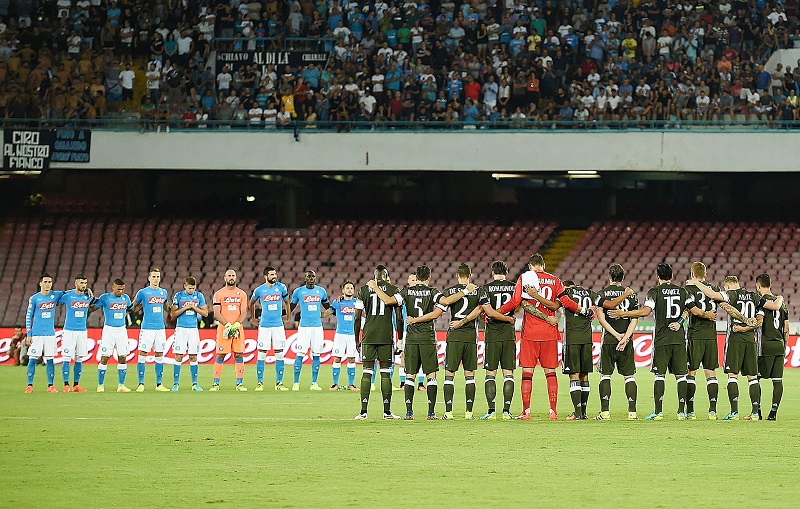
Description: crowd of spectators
1,0,800,129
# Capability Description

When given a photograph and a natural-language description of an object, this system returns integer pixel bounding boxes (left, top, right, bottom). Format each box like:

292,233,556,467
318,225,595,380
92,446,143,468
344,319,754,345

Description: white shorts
173,327,201,355
61,330,89,360
28,335,57,358
257,326,287,351
99,325,130,358
138,329,167,353
294,326,324,355
332,333,356,359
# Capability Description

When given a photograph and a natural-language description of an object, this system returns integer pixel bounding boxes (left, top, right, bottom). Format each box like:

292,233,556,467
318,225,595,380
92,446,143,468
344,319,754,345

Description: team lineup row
22,254,789,422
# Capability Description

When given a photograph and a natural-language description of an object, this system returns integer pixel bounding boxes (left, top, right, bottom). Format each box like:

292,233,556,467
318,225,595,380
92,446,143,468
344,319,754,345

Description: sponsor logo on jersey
71,301,90,309
148,296,166,304
223,296,241,303
109,302,128,310
262,294,282,302
340,306,356,314
39,301,56,310
303,295,321,303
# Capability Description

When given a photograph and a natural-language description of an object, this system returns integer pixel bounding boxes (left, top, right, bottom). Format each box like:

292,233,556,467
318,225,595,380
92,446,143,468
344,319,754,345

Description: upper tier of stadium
1,0,799,127
1,216,796,329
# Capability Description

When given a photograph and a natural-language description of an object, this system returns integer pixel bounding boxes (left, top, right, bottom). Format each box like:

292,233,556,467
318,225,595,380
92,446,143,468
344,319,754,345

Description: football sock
404,379,415,413
749,378,760,415
347,363,356,386
46,358,55,385
311,355,321,384
654,375,665,414
427,379,438,414
545,372,558,413
275,351,285,384
173,363,181,385
772,378,783,411
190,362,198,385
677,376,687,413
118,364,127,385
138,354,146,385
332,361,341,386
62,360,71,384
371,361,377,384
686,375,696,413
465,375,476,412
599,376,612,412
502,376,515,413
380,368,392,414
97,363,107,386
418,374,425,386
360,369,373,413
581,380,591,415
625,377,637,412
293,355,303,384
444,375,455,412
399,366,406,386
569,379,582,415
707,377,718,412
521,372,533,415
256,351,266,384
73,361,82,385
27,357,37,385
235,357,244,385
485,375,497,413
213,357,223,384
727,377,739,414
154,356,164,385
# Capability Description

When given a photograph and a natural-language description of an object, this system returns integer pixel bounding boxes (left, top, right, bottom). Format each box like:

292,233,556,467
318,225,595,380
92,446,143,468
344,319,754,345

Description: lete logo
262,294,282,302
148,297,166,304
303,295,321,303
71,301,90,309
39,301,56,310
109,302,128,310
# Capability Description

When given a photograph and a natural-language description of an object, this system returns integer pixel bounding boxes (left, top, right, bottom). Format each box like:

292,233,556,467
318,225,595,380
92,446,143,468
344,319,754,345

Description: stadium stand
0,217,554,329
557,220,800,318
1,1,799,126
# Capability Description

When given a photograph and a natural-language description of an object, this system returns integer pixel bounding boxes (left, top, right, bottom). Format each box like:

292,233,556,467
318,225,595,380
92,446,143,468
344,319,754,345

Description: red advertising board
1,328,798,367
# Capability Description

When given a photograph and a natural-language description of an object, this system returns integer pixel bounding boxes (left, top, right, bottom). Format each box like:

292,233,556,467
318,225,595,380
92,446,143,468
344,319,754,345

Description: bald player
210,269,249,391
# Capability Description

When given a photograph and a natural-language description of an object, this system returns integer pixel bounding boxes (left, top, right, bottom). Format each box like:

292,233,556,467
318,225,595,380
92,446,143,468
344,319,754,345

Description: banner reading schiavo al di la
1,328,799,368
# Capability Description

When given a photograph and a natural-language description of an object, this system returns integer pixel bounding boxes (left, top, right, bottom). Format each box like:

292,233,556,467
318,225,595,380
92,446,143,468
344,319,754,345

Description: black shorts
562,343,593,375
758,355,784,380
484,341,516,371
724,341,758,377
361,344,393,367
598,342,635,377
688,339,719,371
651,344,688,376
445,341,478,372
404,342,439,376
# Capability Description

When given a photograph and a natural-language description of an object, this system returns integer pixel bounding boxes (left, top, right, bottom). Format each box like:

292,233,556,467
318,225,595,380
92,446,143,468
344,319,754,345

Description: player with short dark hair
323,280,359,391
594,264,639,420
57,274,94,392
354,265,404,420
91,278,132,392
611,262,697,421
440,263,482,420
754,274,787,420
476,260,518,420
250,266,291,391
289,270,331,391
401,264,447,420
131,267,171,392
688,274,783,420
24,273,65,393
170,276,209,391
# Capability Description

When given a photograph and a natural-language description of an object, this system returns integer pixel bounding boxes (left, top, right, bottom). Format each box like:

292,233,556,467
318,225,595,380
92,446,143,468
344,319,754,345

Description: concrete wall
48,130,800,172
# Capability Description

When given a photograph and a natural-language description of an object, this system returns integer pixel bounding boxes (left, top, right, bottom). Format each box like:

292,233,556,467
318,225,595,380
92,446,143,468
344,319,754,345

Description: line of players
22,255,788,422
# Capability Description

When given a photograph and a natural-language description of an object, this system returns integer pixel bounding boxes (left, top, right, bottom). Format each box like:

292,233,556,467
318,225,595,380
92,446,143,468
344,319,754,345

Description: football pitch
3,366,799,509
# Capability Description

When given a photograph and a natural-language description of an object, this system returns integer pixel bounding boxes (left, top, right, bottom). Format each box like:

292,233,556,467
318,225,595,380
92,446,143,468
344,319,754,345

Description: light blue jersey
291,285,329,327
172,290,207,329
330,297,357,335
252,282,289,328
26,291,64,336
94,293,132,328
133,287,169,330
59,289,93,331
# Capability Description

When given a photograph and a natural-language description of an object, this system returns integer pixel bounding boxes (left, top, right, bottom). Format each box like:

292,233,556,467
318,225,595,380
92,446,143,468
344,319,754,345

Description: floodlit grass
2,365,798,508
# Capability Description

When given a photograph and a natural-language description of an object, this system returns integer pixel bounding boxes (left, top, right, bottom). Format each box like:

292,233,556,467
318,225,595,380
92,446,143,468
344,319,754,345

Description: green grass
2,365,799,509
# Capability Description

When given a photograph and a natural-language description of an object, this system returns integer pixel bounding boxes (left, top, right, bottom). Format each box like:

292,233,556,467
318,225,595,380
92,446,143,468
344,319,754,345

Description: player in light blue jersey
289,270,330,391
131,268,171,392
323,281,358,391
170,276,209,392
249,266,290,391
91,278,133,392
57,274,94,392
25,273,65,393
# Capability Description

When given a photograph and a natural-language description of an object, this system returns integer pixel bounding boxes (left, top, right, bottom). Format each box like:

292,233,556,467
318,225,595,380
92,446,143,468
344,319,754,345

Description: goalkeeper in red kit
500,254,593,420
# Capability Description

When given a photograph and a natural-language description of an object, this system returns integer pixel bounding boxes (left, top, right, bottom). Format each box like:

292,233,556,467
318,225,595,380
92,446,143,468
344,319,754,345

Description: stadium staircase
542,229,586,274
